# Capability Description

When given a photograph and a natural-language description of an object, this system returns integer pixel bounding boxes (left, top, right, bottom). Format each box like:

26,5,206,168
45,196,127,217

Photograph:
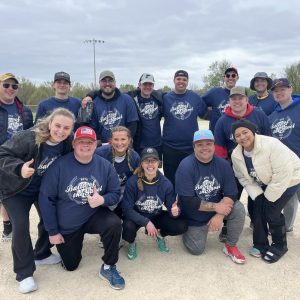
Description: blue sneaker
99,264,125,290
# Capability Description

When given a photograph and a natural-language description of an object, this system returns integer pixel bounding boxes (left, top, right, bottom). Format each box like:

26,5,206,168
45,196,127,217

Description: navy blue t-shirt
175,154,238,226
89,93,139,143
20,142,64,196
95,144,140,186
269,96,300,157
249,93,276,116
39,153,121,235
162,90,207,151
202,87,230,132
0,102,23,140
136,95,162,148
35,97,81,122
122,172,175,226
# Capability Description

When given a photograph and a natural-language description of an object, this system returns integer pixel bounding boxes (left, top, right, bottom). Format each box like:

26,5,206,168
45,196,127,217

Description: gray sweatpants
182,201,245,255
283,190,300,231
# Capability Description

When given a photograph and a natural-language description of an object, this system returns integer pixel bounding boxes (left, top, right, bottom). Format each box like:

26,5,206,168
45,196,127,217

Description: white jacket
231,134,300,202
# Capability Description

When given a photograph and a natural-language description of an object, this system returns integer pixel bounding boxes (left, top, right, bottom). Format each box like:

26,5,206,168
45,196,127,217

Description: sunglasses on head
225,73,237,79
2,83,18,90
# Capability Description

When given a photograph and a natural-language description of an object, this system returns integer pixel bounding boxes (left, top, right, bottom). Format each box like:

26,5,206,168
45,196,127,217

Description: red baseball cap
74,126,96,141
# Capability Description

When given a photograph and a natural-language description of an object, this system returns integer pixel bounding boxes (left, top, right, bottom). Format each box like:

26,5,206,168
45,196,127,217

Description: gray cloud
1,0,299,89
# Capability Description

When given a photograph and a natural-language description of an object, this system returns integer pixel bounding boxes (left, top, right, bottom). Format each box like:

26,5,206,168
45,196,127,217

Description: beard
101,87,115,97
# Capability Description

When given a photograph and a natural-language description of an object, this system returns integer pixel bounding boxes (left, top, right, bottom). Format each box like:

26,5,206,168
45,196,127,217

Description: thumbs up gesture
87,185,104,208
171,198,180,217
21,158,35,178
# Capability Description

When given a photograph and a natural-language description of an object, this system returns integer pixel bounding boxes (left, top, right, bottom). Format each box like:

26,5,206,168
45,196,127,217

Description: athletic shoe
1,232,12,242
156,236,169,252
249,247,261,258
218,226,227,243
99,264,125,290
223,244,246,264
19,277,37,294
127,242,137,260
35,254,61,266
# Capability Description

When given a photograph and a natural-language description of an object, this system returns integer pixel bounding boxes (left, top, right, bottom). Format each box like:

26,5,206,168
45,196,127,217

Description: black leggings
122,212,187,243
2,194,52,281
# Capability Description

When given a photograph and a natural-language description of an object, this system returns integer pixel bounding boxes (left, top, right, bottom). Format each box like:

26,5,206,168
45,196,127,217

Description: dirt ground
0,191,299,300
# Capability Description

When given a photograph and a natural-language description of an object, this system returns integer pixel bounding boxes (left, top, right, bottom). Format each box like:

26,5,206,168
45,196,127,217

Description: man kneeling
39,126,125,289
175,129,246,264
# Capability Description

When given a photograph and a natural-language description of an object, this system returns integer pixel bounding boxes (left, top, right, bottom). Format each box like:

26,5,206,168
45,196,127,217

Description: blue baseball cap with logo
193,129,214,143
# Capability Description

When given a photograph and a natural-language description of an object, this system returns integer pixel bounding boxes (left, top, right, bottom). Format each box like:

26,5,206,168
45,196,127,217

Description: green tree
202,60,232,92
71,82,91,99
119,84,136,93
159,85,172,93
284,62,300,94
30,82,53,105
17,77,36,104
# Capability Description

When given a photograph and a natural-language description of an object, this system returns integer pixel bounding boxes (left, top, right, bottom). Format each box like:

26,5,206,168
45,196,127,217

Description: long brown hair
110,126,134,172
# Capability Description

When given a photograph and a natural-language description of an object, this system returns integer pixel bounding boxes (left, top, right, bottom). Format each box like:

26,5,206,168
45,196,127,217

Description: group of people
0,67,300,294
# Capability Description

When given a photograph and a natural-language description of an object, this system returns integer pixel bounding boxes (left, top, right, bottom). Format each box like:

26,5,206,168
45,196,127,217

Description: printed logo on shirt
195,175,221,200
271,117,295,140
7,114,23,136
99,109,123,130
37,155,60,176
170,101,193,120
139,101,159,119
217,100,228,114
65,176,102,205
249,168,264,186
135,195,163,215
118,173,127,186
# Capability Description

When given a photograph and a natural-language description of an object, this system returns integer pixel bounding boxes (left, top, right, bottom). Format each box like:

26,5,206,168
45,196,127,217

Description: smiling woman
0,108,75,294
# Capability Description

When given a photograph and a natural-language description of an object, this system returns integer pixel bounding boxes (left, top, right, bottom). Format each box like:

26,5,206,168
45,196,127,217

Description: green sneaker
156,236,169,253
128,242,137,260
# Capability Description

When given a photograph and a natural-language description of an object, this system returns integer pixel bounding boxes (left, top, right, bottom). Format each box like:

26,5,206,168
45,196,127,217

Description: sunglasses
225,73,237,79
2,83,18,90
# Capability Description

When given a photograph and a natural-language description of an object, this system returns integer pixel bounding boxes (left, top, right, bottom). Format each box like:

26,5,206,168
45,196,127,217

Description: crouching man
39,126,125,289
175,129,246,264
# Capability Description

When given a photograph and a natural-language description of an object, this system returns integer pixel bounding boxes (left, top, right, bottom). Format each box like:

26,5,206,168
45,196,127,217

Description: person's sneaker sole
223,246,246,264
99,272,124,290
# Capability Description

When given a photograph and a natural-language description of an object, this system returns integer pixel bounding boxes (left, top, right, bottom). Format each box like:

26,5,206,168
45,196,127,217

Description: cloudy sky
1,0,300,89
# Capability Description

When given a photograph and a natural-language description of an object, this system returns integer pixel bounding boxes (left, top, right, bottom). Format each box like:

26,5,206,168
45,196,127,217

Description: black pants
122,212,187,243
2,194,52,281
57,207,122,271
253,185,300,252
162,144,193,186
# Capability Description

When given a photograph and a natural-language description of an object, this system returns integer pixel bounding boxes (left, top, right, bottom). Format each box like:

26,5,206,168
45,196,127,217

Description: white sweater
231,134,300,202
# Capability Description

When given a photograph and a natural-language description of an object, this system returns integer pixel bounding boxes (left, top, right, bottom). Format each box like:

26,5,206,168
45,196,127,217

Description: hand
207,214,224,232
214,201,233,216
171,199,180,217
82,96,92,108
146,221,158,237
49,233,65,245
87,185,104,208
21,158,35,178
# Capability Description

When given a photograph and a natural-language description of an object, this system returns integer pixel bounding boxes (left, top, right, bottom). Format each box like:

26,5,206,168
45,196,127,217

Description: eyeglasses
225,73,237,79
101,79,114,84
142,158,159,164
2,83,18,90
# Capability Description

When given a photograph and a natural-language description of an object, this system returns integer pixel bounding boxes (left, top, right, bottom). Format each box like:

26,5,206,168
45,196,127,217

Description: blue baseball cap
193,129,214,143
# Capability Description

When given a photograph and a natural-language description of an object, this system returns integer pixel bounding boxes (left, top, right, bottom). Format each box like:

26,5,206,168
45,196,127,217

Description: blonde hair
33,108,75,145
110,126,134,172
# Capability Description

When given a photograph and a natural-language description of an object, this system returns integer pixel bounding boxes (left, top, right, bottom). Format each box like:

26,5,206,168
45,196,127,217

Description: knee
230,201,245,219
182,234,205,256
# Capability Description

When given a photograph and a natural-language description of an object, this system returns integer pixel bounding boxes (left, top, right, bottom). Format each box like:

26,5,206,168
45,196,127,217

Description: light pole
84,39,105,86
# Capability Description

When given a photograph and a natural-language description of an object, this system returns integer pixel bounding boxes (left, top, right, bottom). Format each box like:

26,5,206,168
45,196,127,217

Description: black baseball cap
54,71,71,84
270,78,291,91
174,70,189,79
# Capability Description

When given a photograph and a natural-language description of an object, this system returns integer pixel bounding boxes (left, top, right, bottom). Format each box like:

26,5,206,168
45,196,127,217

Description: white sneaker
19,277,37,294
35,254,61,266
